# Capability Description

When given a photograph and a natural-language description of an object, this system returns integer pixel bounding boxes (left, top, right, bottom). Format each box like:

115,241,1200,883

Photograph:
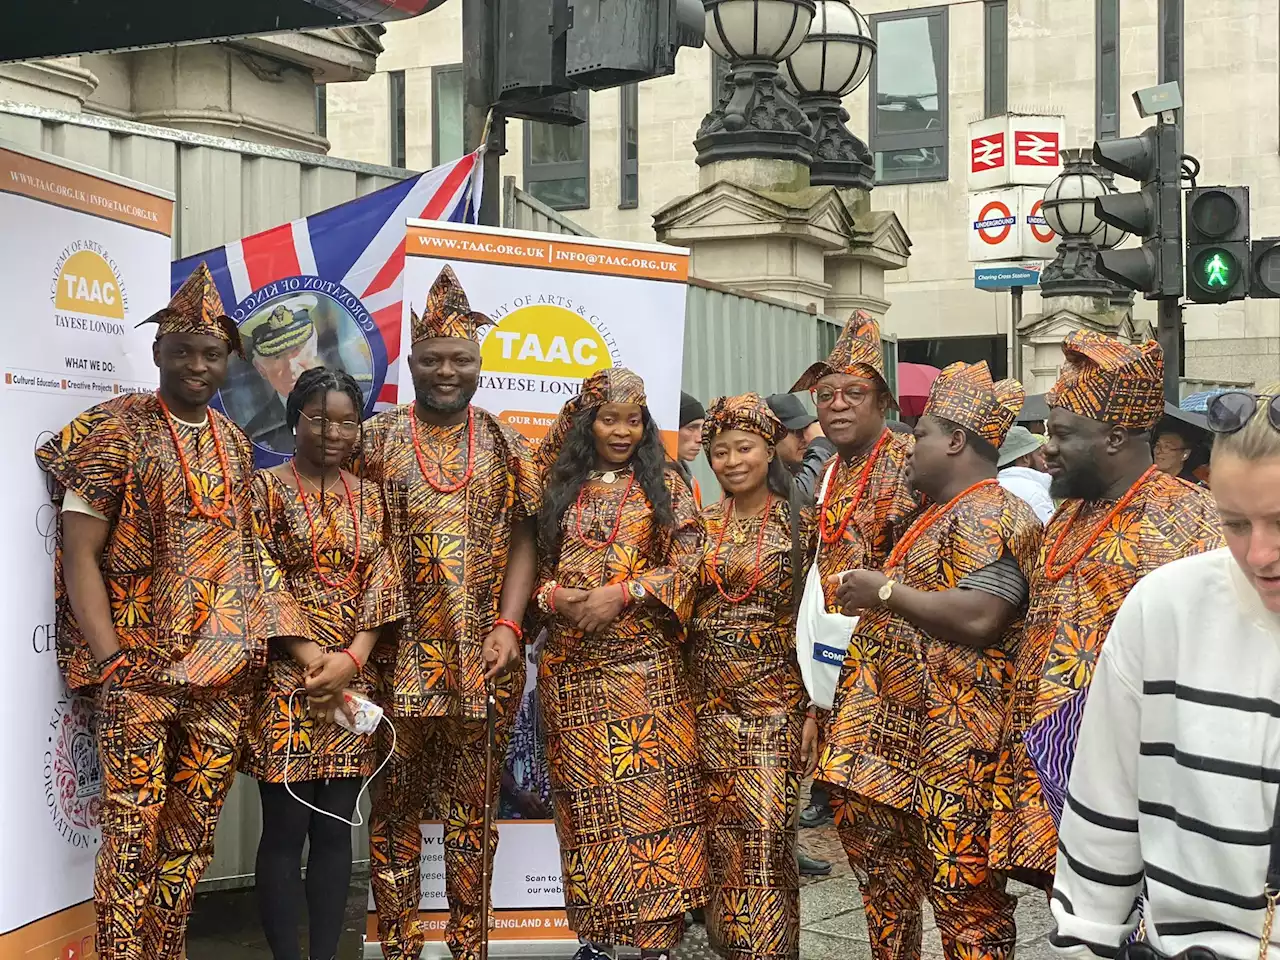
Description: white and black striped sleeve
1050,601,1145,958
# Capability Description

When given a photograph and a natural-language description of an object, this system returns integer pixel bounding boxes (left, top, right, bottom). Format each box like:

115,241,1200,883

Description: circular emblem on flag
1028,200,1055,243
217,278,388,466
974,201,1015,245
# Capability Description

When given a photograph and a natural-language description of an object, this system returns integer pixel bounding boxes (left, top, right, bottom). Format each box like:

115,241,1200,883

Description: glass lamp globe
785,1,875,97
704,0,817,63
1042,166,1107,239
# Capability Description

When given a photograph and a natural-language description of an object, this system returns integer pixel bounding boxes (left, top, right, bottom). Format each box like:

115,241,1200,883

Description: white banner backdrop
366,222,689,952
0,141,173,957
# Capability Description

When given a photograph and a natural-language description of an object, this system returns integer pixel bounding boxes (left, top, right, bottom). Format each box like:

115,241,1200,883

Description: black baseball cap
766,392,817,432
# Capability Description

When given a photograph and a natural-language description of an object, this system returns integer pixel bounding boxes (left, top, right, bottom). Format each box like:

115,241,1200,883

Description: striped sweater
1051,548,1280,960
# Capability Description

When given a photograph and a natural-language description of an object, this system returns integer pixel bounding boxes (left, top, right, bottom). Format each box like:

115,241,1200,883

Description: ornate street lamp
1039,147,1130,298
784,0,876,189
695,0,818,166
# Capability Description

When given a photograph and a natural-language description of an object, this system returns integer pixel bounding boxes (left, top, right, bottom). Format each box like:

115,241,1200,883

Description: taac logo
54,249,126,320
481,304,614,377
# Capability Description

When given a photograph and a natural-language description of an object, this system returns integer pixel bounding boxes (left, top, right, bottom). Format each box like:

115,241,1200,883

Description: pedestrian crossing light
1193,249,1236,292
1184,186,1249,303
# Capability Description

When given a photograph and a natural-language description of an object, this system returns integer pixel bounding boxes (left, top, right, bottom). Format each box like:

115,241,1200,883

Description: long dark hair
538,407,676,557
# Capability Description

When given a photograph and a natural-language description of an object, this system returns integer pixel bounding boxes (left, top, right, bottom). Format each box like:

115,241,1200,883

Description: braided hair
285,366,365,430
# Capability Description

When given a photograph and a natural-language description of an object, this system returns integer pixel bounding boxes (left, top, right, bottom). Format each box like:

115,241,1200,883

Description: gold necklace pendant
731,522,747,545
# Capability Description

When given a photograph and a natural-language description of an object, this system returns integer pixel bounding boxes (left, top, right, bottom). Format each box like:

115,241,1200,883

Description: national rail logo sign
974,200,1016,246
1027,200,1055,244
1014,130,1060,167
49,241,129,335
971,132,1005,173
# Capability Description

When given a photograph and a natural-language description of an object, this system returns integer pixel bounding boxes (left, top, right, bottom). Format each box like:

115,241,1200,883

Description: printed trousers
94,680,249,960
370,712,514,960
833,792,1017,960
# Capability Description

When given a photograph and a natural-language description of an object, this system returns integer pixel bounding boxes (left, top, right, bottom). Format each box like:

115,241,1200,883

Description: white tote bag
796,463,859,710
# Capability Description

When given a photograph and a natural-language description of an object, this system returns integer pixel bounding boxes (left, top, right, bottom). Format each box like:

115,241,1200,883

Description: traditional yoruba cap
998,425,1046,468
251,300,315,358
789,309,895,405
138,261,244,358
535,367,649,475
701,393,787,453
411,265,494,344
1047,329,1164,430
680,392,706,427
924,361,1025,449
766,392,817,432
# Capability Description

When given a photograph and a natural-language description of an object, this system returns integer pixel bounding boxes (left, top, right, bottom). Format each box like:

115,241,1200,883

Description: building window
868,7,949,184
389,70,407,168
524,90,590,211
983,1,1007,118
315,85,327,138
620,84,639,209
712,52,731,105
1096,0,1120,140
432,64,465,166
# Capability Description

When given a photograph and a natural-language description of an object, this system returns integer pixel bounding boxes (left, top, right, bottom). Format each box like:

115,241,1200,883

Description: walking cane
479,678,497,960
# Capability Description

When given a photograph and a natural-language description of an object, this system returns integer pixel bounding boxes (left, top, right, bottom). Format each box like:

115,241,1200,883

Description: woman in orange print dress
689,394,820,960
241,367,405,960
532,367,707,960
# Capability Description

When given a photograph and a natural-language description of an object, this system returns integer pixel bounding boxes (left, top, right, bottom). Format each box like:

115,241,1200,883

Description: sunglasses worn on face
1205,391,1280,435
811,385,873,408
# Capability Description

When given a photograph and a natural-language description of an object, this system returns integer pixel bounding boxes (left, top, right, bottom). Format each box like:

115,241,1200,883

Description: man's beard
415,382,477,415
1048,453,1108,500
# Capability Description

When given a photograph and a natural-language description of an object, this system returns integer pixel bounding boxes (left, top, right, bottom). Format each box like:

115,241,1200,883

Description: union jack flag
171,150,481,465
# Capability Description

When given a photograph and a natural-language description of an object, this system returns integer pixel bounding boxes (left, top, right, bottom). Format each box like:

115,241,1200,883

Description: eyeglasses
811,384,874,408
1205,391,1280,435
298,412,361,438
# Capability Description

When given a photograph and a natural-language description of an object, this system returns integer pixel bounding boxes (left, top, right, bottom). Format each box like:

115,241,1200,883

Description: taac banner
172,151,481,467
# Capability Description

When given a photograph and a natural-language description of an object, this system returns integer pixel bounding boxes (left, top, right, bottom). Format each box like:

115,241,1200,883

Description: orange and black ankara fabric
700,392,787,453
535,468,708,950
817,481,1042,893
351,403,540,720
96,684,251,960
814,428,922,611
790,309,895,402
240,470,405,783
989,470,1223,885
410,264,495,344
923,361,1025,449
1046,329,1165,430
137,261,245,358
35,392,308,690
689,497,814,960
534,366,650,477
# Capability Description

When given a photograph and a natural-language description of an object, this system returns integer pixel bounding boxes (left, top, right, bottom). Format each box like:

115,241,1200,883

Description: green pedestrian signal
1192,246,1239,295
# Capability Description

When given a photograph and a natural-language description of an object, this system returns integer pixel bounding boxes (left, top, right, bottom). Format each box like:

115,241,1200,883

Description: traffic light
1185,187,1250,302
1092,124,1182,298
1251,237,1280,299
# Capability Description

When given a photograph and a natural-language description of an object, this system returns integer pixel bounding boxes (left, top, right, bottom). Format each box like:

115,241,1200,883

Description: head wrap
411,265,494,344
790,309,896,406
1047,329,1164,430
924,361,1025,449
701,393,787,453
251,300,315,358
680,392,706,428
534,367,649,476
138,261,244,358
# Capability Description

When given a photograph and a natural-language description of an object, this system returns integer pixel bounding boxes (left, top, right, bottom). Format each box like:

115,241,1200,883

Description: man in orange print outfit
36,263,309,960
358,265,541,960
989,330,1223,890
817,362,1043,960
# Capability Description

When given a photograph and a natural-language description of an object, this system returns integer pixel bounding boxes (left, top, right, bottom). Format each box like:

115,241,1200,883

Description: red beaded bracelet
619,582,631,607
341,648,363,672
494,617,524,642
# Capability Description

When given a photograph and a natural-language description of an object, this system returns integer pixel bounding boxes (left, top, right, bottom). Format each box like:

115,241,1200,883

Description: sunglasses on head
1205,390,1280,434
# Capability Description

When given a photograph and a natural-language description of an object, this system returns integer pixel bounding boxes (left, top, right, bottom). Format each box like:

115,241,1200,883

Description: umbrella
896,362,941,417
1017,394,1049,424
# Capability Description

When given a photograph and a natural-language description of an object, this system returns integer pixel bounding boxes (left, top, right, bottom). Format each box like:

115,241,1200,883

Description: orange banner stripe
0,900,97,959
364,908,574,942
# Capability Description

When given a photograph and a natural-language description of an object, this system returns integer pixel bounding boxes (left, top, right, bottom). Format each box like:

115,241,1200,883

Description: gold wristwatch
877,579,896,604
627,581,647,603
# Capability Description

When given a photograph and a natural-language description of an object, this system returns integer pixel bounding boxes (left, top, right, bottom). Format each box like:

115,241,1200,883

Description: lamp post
695,0,817,166
784,0,876,189
1039,147,1129,299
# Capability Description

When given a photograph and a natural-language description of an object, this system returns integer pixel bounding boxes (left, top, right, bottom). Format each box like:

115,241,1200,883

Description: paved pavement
185,823,1059,960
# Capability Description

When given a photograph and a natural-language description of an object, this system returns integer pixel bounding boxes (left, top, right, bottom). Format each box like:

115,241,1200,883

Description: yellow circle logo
54,250,125,320
481,304,613,376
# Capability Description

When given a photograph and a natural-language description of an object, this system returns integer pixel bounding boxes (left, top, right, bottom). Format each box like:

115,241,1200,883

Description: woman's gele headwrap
701,392,787,453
